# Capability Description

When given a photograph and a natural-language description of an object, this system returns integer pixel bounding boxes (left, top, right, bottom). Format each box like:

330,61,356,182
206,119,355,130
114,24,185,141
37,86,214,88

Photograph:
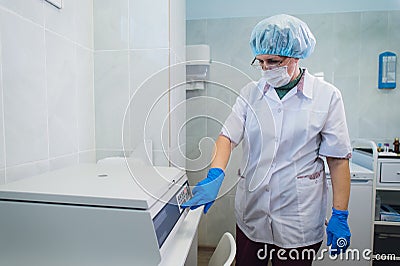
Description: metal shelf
376,186,400,191
374,221,400,226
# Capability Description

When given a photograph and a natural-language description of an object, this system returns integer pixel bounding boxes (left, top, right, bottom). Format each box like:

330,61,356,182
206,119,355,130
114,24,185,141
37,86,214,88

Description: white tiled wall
0,0,186,182
187,11,400,246
94,0,186,166
94,50,129,151
129,0,169,49
94,0,128,50
0,0,95,183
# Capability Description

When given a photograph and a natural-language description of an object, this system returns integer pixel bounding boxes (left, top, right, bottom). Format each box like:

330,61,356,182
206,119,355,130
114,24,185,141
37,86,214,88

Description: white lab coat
221,69,351,248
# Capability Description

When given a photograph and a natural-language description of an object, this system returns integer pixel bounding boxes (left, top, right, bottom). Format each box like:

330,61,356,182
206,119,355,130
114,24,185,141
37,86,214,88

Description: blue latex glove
181,168,224,214
326,207,351,255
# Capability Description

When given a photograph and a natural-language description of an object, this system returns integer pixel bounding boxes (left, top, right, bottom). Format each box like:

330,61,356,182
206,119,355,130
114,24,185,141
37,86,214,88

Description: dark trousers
236,225,322,266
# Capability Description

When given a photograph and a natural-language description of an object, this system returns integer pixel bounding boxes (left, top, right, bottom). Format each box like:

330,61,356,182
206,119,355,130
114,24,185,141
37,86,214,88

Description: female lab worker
182,14,351,265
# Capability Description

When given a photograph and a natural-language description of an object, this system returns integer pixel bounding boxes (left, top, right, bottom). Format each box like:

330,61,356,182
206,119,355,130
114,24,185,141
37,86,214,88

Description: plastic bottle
377,143,383,152
384,143,390,153
394,137,400,153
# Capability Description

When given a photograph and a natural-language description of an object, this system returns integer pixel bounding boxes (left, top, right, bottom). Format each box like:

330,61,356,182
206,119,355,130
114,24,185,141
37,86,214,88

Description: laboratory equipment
377,143,383,152
352,139,400,263
393,138,399,154
0,163,192,266
354,146,400,186
384,143,390,153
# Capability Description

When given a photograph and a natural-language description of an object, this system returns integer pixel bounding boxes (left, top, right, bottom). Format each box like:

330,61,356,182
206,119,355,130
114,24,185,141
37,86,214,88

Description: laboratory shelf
374,221,400,226
352,140,400,266
375,186,400,191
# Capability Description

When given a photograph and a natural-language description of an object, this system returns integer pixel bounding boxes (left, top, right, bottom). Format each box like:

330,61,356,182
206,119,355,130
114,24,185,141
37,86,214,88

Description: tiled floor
198,247,215,266
199,247,272,265
198,246,240,266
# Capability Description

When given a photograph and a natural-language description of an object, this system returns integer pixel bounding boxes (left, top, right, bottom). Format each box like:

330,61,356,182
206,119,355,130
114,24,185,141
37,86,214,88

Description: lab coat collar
300,69,313,99
260,81,280,102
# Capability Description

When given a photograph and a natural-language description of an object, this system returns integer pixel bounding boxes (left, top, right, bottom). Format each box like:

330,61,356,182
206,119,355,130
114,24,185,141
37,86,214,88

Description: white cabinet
378,161,400,184
314,176,373,266
351,139,400,265
373,158,400,265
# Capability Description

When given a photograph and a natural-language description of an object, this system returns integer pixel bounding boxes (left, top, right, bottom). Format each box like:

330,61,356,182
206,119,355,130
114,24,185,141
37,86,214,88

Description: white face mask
261,66,291,88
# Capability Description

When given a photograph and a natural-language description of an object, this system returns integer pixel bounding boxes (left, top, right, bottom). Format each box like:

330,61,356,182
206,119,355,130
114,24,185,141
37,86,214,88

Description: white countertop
324,160,374,179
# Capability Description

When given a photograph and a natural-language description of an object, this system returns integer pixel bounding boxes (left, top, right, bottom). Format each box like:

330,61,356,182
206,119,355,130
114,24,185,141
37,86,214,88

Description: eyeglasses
251,57,288,70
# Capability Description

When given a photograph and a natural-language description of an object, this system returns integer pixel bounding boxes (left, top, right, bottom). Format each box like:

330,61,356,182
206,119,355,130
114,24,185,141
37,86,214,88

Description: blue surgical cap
250,14,316,59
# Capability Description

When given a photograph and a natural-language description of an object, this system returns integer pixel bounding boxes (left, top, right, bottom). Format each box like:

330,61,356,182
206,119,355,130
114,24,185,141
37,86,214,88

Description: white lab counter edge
159,207,203,266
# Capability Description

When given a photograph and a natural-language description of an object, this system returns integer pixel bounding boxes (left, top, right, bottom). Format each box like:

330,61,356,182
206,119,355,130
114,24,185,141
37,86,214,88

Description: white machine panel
0,163,191,266
0,163,185,209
